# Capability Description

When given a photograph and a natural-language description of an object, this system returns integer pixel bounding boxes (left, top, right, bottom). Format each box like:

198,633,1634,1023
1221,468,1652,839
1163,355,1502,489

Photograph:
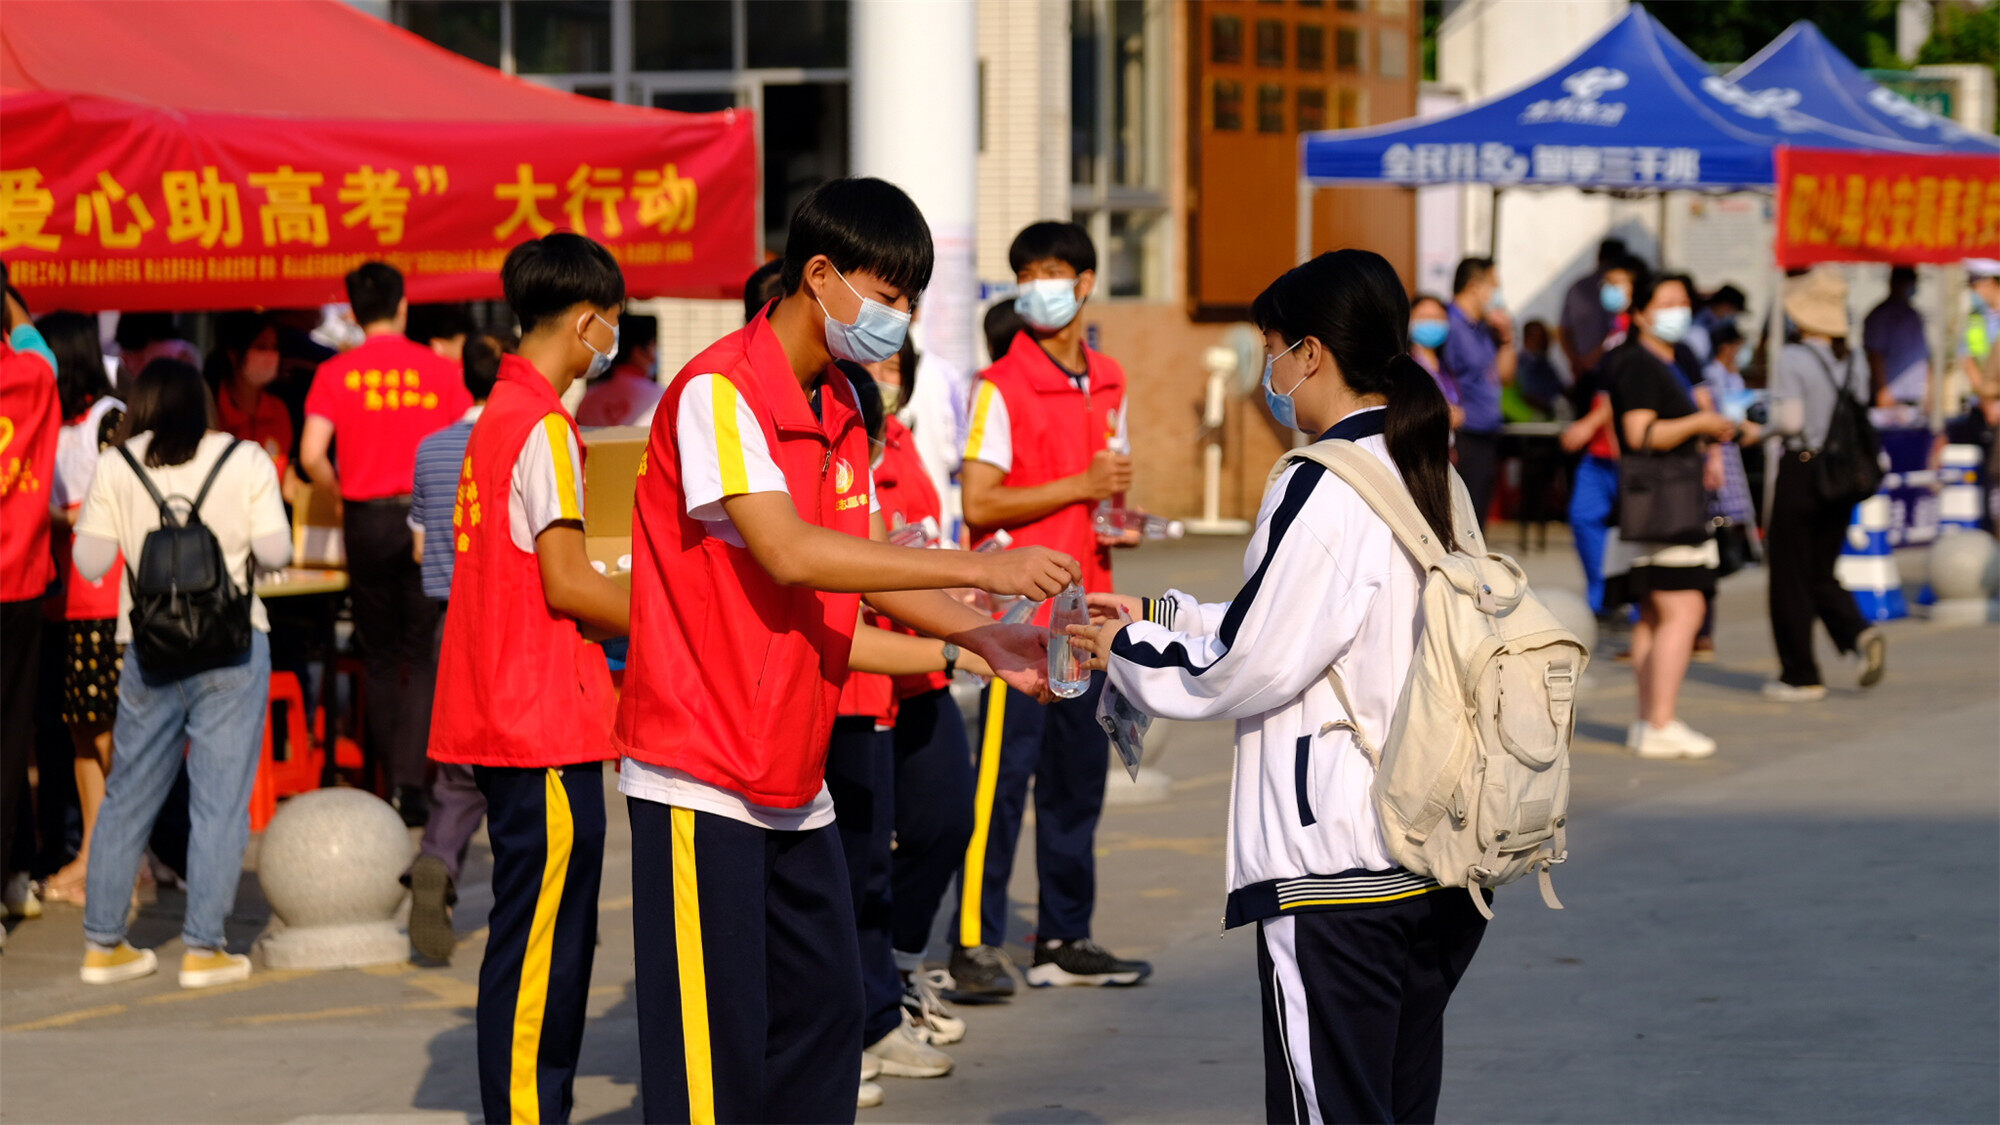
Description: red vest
615,315,874,808
836,415,949,720
0,341,59,603
429,356,615,767
971,334,1125,616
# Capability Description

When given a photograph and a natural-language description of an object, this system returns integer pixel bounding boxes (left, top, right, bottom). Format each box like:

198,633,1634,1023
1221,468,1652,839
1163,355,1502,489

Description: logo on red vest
833,456,855,494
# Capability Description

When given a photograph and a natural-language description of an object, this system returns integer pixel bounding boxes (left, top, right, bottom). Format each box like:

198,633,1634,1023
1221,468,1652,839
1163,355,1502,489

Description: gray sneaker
865,1013,954,1078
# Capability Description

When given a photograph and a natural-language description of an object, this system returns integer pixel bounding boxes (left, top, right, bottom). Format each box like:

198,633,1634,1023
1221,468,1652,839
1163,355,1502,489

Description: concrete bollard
254,788,413,970
1925,529,2000,626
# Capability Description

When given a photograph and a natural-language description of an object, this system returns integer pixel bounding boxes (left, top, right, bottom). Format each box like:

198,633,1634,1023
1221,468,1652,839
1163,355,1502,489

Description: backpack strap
114,443,175,525
188,439,244,522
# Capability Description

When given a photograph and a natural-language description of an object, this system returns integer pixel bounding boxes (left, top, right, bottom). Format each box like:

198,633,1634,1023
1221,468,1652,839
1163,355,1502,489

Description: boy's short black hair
780,178,933,300
743,258,785,321
1008,221,1096,276
114,311,182,353
1452,256,1494,296
345,262,405,325
1707,283,1747,310
406,302,473,346
502,232,626,335
462,332,510,401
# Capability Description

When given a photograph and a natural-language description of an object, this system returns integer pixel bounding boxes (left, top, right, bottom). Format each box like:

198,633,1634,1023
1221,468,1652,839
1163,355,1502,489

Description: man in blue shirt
403,331,506,964
1441,256,1515,528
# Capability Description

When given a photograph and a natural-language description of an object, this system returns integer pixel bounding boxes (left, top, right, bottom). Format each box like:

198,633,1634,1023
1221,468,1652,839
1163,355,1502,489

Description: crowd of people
4,179,1998,1124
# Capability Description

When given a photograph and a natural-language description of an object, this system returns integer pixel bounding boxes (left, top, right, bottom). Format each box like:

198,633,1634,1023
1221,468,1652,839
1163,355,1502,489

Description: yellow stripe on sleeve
963,382,997,463
958,680,1008,949
542,415,582,522
671,807,716,1125
711,376,749,496
509,768,574,1125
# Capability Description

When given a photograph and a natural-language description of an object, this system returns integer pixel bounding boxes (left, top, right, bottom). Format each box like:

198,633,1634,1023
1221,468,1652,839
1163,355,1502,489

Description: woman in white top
71,359,290,990
1068,250,1487,1124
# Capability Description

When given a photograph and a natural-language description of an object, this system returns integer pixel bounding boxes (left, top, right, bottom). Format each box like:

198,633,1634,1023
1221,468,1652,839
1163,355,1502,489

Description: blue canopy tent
1299,5,1931,194
1728,21,2000,156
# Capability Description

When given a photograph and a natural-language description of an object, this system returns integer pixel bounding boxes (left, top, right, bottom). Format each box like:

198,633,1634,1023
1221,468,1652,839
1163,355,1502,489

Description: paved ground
3,529,1996,1124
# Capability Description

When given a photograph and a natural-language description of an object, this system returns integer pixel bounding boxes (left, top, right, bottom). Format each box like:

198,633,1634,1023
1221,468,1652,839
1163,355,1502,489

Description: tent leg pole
1489,185,1501,257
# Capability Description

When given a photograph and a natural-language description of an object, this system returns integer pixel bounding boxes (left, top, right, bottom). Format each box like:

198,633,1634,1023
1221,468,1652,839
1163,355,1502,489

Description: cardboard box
582,425,648,537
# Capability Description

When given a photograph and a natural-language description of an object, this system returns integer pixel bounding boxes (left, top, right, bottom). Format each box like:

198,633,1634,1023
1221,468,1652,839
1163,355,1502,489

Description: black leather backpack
117,440,253,675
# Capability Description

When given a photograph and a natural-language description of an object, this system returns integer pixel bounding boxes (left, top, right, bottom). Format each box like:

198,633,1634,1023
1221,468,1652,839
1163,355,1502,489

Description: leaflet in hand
1095,683,1151,781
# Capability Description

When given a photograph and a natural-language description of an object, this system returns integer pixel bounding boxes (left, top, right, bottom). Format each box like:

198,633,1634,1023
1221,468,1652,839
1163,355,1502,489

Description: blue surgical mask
1014,277,1081,331
1600,282,1630,313
819,267,911,365
1488,287,1506,311
1410,319,1449,350
1262,338,1307,433
580,313,618,381
1649,306,1693,345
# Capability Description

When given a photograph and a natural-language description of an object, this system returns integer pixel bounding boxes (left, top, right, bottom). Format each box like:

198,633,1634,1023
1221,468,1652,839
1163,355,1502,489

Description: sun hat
1965,258,2000,279
1783,266,1849,338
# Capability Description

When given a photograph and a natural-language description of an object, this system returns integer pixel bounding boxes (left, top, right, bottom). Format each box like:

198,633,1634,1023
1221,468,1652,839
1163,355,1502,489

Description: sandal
39,874,87,907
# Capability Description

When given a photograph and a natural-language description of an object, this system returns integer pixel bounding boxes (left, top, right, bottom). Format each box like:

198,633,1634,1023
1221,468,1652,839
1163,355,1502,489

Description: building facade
391,0,1420,521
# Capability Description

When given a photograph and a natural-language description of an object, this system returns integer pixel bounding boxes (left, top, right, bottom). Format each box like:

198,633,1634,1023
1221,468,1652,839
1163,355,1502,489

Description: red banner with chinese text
1775,146,2000,269
0,91,758,312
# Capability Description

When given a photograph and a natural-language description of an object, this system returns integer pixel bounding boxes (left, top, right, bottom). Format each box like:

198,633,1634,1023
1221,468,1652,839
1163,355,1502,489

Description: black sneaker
407,853,457,964
1025,938,1152,988
946,944,1016,1001
391,785,430,828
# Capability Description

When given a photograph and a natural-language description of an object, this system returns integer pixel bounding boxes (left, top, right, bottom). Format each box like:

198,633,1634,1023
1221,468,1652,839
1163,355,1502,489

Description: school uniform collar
1317,406,1387,443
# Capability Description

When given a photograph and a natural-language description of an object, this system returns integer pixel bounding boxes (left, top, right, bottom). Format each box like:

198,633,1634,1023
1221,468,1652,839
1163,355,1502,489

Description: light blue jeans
1569,454,1620,616
84,631,269,951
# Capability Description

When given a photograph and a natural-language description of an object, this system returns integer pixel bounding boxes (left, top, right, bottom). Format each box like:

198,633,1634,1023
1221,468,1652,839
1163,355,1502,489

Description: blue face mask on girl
1262,338,1308,433
1600,282,1630,313
819,267,912,365
1410,319,1449,350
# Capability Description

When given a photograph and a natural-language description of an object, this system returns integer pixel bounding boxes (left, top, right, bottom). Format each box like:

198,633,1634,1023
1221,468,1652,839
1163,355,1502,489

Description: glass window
1072,0,1102,187
1378,29,1407,78
400,1,502,68
1110,0,1156,188
514,1,611,74
1255,20,1285,67
747,1,849,69
1105,210,1166,298
1211,80,1244,131
1337,87,1366,128
571,84,614,101
1296,24,1326,71
1210,14,1243,64
1296,87,1327,131
1257,84,1286,133
763,82,849,249
633,1,734,71
1336,26,1364,73
652,90,738,113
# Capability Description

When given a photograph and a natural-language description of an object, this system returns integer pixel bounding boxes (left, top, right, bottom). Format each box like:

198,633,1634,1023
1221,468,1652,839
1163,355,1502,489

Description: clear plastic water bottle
1047,583,1091,699
976,530,1022,617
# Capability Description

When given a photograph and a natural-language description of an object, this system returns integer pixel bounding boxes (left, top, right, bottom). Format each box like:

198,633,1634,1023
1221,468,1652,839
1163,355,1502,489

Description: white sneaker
4,872,42,919
1633,721,1717,760
865,1012,954,1078
857,1080,884,1109
861,1052,881,1083
901,968,966,1045
1762,681,1828,703
1625,722,1645,750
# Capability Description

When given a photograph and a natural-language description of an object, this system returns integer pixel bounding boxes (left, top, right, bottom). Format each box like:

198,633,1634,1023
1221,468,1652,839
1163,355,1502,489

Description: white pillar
851,0,980,377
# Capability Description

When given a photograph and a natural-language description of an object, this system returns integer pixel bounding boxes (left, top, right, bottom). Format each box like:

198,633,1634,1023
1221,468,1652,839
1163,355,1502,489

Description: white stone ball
1539,587,1599,656
258,788,412,928
1930,530,2000,602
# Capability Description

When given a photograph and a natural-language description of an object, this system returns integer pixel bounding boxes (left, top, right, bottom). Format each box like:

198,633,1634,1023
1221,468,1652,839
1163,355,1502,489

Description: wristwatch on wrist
941,642,960,678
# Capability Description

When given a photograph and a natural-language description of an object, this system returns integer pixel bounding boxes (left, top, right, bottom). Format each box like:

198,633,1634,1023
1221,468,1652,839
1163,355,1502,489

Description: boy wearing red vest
429,234,629,1125
953,220,1154,996
617,178,1078,1123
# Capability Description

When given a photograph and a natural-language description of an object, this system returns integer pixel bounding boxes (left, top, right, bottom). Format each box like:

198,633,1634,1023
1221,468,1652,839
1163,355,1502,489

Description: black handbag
1804,347,1884,508
1619,420,1709,545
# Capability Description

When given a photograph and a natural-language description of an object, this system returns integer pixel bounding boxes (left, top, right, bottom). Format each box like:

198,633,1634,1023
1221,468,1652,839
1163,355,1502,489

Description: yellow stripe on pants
671,807,716,1124
509,768,574,1125
958,680,1008,949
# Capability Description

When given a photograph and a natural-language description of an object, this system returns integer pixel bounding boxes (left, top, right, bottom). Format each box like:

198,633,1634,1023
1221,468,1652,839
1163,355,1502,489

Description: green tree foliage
1917,1,2000,100
1649,1,1901,70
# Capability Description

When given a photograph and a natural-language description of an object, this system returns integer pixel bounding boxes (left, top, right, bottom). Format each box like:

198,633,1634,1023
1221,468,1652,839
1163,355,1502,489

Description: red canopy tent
0,0,757,311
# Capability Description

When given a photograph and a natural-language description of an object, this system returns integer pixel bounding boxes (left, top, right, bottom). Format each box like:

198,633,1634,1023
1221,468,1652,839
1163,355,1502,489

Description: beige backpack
1273,441,1587,920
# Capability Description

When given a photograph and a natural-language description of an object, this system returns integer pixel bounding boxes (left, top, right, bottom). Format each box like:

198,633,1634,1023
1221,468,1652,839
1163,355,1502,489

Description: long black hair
203,309,270,394
1251,249,1456,548
119,359,216,468
35,311,110,421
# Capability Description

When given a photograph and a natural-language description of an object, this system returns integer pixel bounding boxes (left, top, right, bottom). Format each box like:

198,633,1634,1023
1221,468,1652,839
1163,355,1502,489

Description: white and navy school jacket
1106,407,1440,929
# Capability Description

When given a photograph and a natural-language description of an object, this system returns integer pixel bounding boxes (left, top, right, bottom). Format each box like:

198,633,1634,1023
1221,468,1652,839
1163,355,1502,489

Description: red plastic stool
251,673,325,832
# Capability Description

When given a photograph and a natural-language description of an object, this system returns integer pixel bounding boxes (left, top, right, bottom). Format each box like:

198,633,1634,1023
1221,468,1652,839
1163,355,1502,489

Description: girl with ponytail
1067,249,1487,1122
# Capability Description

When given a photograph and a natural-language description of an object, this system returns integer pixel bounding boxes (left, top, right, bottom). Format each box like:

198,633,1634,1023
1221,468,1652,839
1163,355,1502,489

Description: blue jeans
85,631,270,951
1569,455,1619,616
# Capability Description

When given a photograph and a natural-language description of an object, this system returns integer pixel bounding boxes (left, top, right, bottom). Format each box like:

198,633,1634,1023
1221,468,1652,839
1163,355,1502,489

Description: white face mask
1649,306,1693,345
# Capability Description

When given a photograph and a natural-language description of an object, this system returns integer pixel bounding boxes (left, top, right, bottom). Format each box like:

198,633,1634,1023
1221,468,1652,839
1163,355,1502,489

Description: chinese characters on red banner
1775,148,2000,268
